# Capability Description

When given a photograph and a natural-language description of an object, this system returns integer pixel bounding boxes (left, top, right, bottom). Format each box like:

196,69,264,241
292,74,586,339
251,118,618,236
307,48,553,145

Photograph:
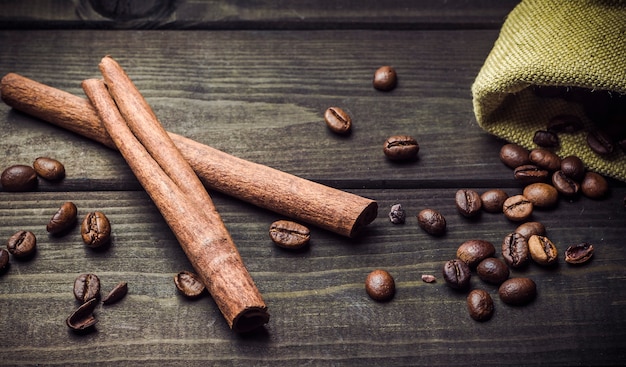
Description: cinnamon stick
82,62,268,333
1,72,377,238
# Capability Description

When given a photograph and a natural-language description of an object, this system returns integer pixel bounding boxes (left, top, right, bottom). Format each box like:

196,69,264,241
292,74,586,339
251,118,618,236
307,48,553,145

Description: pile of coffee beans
67,273,128,332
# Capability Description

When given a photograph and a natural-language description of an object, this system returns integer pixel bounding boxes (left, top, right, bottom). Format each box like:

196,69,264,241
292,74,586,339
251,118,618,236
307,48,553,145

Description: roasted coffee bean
499,143,530,169
501,232,530,268
6,230,37,259
502,195,533,222
0,248,10,274
442,259,471,290
47,201,78,234
529,148,561,172
66,298,98,332
365,269,395,301
515,221,546,240
467,289,494,322
533,130,559,148
373,66,397,91
324,107,352,134
383,135,419,161
269,220,310,249
513,164,549,183
528,235,558,266
1,165,38,192
456,239,496,268
388,204,406,224
174,271,206,298
547,114,584,134
523,183,558,208
586,130,614,156
455,189,482,217
580,172,608,199
102,281,128,305
560,156,585,181
417,208,446,236
421,274,437,283
564,242,594,265
498,277,537,305
73,273,101,303
81,211,111,249
476,257,509,285
480,189,508,213
551,170,580,197
33,157,65,181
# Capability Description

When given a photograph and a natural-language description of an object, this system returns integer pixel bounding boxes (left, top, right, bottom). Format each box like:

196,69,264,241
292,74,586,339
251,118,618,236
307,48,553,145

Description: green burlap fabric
472,0,626,182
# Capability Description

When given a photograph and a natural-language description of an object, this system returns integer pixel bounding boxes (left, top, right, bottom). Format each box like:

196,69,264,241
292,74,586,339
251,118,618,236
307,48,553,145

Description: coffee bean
383,135,419,161
388,203,406,224
529,148,561,172
564,242,594,265
513,164,549,183
480,189,508,213
421,274,437,283
499,143,530,169
73,273,101,303
533,130,559,148
547,114,584,134
417,208,446,236
373,66,397,91
528,235,558,266
467,289,494,322
476,257,509,285
174,271,206,298
102,281,128,305
442,259,471,290
586,130,614,156
456,239,495,268
515,221,546,240
324,107,352,134
269,220,311,249
455,189,482,217
0,248,10,274
501,232,530,268
522,183,558,208
580,172,609,199
365,269,395,301
498,277,537,305
1,165,38,192
502,195,533,222
6,230,37,259
80,211,111,249
551,170,580,197
66,298,98,333
47,201,78,234
33,157,65,181
560,156,585,182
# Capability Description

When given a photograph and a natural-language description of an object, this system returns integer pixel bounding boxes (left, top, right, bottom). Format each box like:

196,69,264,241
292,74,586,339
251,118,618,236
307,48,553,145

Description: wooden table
1,1,625,366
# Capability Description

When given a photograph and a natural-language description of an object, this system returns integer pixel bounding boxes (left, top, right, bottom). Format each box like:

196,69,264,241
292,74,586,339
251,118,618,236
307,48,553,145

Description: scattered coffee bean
442,259,471,290
455,189,482,217
66,298,98,333
529,148,561,172
551,170,580,197
513,164,549,183
1,164,38,192
269,220,311,249
586,129,614,155
498,277,537,305
547,114,584,134
528,235,558,266
499,143,530,169
388,204,406,224
515,221,546,240
533,130,559,148
365,269,395,301
480,189,508,213
0,248,10,274
174,271,205,298
102,281,128,305
580,172,609,199
46,201,78,234
456,239,495,268
33,157,65,181
417,208,446,236
502,195,533,222
373,66,397,91
501,232,530,268
81,211,111,249
421,274,437,283
467,289,494,322
564,242,594,265
6,230,37,259
324,107,352,135
523,183,558,208
476,257,509,285
73,273,101,303
383,135,419,161
560,156,585,181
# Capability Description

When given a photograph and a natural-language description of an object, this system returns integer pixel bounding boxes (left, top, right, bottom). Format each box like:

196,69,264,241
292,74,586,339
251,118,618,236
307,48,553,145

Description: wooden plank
0,188,624,366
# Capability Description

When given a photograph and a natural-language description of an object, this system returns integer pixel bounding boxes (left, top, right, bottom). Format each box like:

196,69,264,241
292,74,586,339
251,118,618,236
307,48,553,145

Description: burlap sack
472,0,626,182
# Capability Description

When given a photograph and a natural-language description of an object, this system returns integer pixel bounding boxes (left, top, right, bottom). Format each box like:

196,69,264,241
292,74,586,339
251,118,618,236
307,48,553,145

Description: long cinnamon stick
1,72,377,238
82,69,268,332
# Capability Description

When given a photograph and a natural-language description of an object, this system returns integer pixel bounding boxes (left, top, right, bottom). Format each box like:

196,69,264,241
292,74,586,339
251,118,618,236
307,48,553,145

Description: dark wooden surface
1,2,625,366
